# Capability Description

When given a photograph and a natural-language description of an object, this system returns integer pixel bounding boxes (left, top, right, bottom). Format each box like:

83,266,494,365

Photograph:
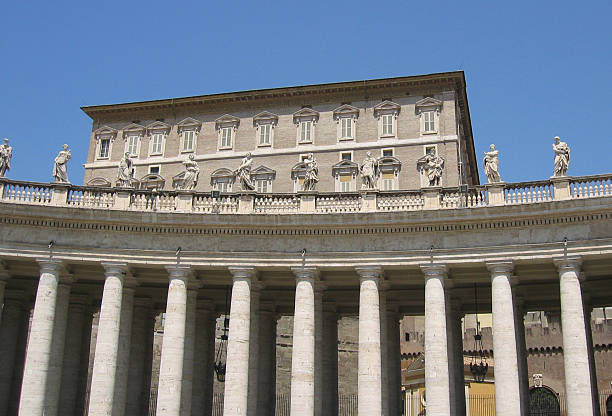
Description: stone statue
0,138,12,177
417,148,444,187
234,153,255,191
52,144,71,183
483,144,501,183
360,151,380,190
302,153,319,191
181,154,200,190
117,152,134,187
553,136,570,176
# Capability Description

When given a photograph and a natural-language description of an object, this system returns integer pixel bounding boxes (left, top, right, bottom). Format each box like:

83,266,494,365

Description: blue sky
1,0,610,185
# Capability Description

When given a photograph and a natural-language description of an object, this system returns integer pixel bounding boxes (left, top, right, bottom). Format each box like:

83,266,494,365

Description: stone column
223,267,256,416
126,297,154,416
192,300,215,416
386,305,402,416
257,302,277,416
314,284,324,416
379,286,389,416
181,287,198,416
247,284,261,416
0,290,25,415
18,259,69,416
487,261,521,416
356,266,383,416
447,297,466,416
9,303,31,416
290,266,318,416
322,303,338,416
88,262,130,416
555,257,595,416
58,294,90,416
156,265,196,416
513,296,528,416
76,306,95,416
421,264,450,416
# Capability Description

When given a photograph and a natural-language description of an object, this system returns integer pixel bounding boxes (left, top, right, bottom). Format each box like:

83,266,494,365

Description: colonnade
0,257,600,416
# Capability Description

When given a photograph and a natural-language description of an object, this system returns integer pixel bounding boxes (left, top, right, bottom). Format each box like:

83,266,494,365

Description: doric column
356,266,383,416
0,290,26,415
126,297,154,416
290,266,318,416
447,296,466,416
88,262,131,416
487,261,521,416
58,294,90,416
257,302,277,416
156,265,196,416
386,305,402,416
314,284,324,416
76,305,95,416
192,300,216,416
322,303,338,416
18,259,70,416
420,264,450,416
379,285,389,416
513,296,528,416
247,284,261,416
223,267,256,416
181,286,198,416
554,257,595,416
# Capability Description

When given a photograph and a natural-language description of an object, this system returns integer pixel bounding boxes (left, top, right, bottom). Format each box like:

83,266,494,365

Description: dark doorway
528,387,560,416
605,394,612,416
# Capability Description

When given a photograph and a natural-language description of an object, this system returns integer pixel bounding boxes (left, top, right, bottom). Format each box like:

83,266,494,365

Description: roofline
81,71,465,116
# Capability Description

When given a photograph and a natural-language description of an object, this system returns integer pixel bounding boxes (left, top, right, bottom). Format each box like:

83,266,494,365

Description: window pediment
333,104,360,120
94,126,118,141
215,114,240,130
210,168,236,185
177,117,202,133
373,100,401,118
331,159,358,176
86,177,112,187
146,121,171,136
378,156,402,174
291,162,308,180
136,174,165,190
250,165,276,181
122,123,146,139
415,97,442,114
252,111,279,127
293,108,320,124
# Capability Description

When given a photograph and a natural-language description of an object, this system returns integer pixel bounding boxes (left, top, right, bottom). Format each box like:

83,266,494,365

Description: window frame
373,100,401,139
340,151,353,162
125,135,141,157
97,137,111,159
149,133,165,156
93,126,118,161
181,129,197,153
219,127,233,150
149,165,161,175
293,107,319,146
381,148,394,157
415,97,442,136
215,114,240,151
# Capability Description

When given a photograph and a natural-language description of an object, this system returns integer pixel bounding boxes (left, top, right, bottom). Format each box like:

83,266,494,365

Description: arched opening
528,386,560,416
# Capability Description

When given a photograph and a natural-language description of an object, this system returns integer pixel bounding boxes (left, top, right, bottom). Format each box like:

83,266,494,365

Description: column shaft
181,289,197,416
192,303,216,416
314,289,323,416
556,258,595,416
387,309,402,416
247,288,260,416
18,259,65,416
488,262,521,416
357,267,383,416
126,298,154,416
322,306,338,416
87,263,129,416
156,265,194,416
290,268,317,416
513,300,528,416
223,268,255,416
0,291,25,415
257,304,277,416
421,264,451,416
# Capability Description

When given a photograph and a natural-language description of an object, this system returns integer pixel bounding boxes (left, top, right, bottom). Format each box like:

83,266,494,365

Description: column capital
291,266,319,280
165,264,194,280
420,263,448,279
228,266,257,280
37,258,65,275
101,261,129,277
486,260,514,274
355,266,383,279
553,256,582,271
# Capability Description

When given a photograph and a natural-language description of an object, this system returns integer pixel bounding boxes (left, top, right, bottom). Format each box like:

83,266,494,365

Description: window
341,117,352,139
340,175,352,192
382,148,394,157
382,114,393,136
98,138,110,158
127,135,139,156
381,173,395,191
151,134,164,155
341,152,352,161
259,124,271,146
423,111,435,132
300,121,312,143
256,179,270,193
214,182,232,192
220,127,232,149
182,130,196,152
149,165,160,174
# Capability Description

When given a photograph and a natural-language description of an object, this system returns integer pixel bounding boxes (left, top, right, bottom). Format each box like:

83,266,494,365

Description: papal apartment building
0,70,612,416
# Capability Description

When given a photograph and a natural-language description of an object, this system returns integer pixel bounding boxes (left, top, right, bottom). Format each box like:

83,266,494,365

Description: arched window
528,386,560,416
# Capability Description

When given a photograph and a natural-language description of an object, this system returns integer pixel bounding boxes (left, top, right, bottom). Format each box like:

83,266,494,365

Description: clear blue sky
1,0,610,185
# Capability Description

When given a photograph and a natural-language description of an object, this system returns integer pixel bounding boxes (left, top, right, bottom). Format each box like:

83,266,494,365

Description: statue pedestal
550,176,571,201
485,182,506,206
175,190,194,212
114,187,133,210
238,192,255,214
51,182,71,206
360,190,378,213
298,191,318,213
422,187,442,210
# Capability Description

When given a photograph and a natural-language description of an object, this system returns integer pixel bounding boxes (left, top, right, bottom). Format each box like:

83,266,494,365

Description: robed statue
417,148,444,187
302,153,319,191
181,154,200,190
553,136,570,176
483,144,501,183
360,151,380,190
52,144,71,183
0,138,12,177
235,153,255,191
117,152,134,187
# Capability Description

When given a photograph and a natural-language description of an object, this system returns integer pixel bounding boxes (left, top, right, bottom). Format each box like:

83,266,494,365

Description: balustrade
377,192,424,211
193,194,238,214
0,181,53,205
315,194,362,213
570,175,612,199
254,195,300,214
67,186,115,208
504,181,554,205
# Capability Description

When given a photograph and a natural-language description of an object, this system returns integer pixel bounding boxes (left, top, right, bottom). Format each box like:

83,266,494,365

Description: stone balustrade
1,174,611,215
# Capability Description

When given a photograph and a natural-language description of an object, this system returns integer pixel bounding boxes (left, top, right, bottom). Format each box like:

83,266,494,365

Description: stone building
0,71,611,416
